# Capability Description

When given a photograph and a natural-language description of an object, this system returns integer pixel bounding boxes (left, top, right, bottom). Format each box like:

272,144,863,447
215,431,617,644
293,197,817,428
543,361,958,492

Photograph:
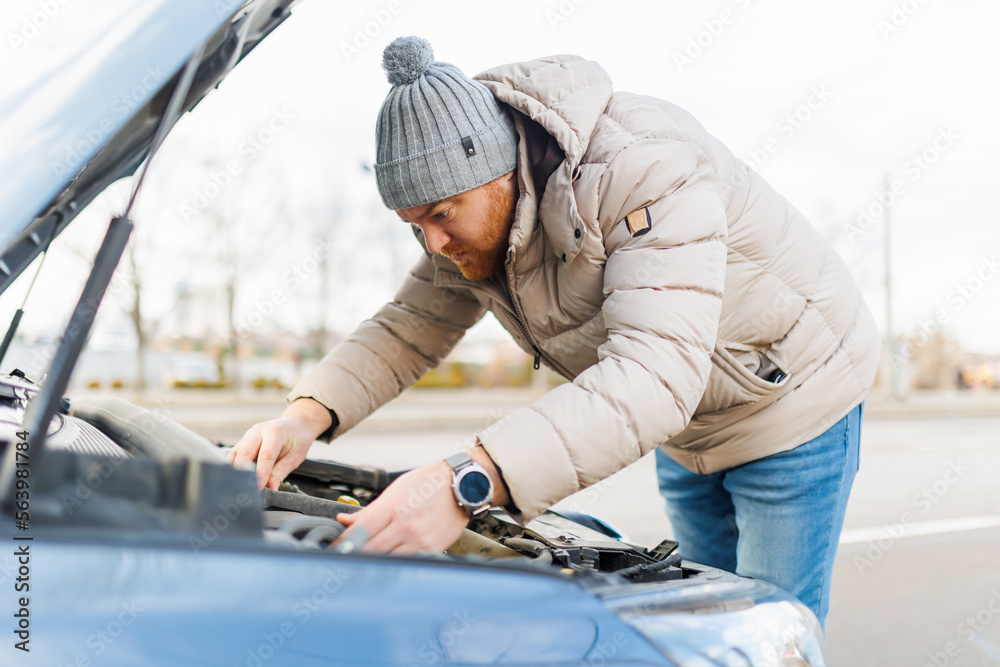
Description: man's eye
435,210,450,220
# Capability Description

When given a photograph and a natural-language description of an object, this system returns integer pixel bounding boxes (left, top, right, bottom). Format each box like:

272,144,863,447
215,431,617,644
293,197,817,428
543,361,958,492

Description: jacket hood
475,55,613,165
476,56,614,266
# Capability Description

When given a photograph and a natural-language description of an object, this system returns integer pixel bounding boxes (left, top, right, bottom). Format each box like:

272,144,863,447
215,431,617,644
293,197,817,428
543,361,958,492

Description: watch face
457,470,491,505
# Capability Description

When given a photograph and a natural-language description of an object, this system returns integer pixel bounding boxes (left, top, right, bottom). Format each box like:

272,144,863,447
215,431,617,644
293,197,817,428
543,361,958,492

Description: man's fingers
336,512,360,526
254,455,275,490
338,508,393,553
361,528,404,554
265,473,282,491
230,428,263,467
355,512,407,554
389,544,420,556
253,434,286,489
268,454,305,491
331,525,371,554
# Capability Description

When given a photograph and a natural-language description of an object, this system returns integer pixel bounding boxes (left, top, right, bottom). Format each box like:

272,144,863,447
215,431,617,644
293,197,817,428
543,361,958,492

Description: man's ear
503,169,518,196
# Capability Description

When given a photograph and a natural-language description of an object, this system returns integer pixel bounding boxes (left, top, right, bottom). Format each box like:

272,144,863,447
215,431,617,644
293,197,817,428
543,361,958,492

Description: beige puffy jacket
289,56,881,522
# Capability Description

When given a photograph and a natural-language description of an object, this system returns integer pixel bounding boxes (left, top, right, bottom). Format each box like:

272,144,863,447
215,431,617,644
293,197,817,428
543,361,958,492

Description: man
229,36,879,629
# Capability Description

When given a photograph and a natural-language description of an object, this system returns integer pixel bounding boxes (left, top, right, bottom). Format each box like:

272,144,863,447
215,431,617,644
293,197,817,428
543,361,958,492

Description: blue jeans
654,403,863,630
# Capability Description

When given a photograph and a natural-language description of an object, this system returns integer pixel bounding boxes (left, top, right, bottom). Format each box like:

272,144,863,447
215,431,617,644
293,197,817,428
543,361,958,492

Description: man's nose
421,223,451,255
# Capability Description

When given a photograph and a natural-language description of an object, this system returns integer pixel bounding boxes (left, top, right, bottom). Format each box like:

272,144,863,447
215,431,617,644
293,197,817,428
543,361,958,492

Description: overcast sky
3,0,999,355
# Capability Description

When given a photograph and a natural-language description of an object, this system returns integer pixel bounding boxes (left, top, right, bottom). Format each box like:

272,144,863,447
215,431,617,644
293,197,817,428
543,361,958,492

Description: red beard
441,176,517,281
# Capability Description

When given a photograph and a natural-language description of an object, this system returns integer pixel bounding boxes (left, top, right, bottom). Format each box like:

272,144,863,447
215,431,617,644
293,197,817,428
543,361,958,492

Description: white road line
839,515,1000,545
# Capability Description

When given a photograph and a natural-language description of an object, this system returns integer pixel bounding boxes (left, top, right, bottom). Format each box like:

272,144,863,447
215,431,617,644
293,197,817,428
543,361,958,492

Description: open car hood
0,0,300,295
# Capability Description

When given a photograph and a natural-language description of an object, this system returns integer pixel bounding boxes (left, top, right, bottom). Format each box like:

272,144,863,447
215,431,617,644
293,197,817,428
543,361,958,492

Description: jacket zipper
433,252,571,377
504,244,543,373
442,268,543,370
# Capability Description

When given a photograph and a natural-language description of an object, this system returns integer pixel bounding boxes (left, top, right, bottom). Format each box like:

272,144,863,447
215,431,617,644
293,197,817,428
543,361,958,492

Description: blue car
0,2,828,664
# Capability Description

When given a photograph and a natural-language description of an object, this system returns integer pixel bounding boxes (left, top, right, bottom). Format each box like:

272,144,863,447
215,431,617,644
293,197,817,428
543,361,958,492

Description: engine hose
278,515,343,538
617,552,683,579
305,524,346,548
330,525,369,554
264,490,371,553
275,515,347,550
502,538,554,565
263,487,362,520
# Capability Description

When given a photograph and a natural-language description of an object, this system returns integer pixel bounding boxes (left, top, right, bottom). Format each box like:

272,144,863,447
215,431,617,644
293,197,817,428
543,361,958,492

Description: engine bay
0,370,689,585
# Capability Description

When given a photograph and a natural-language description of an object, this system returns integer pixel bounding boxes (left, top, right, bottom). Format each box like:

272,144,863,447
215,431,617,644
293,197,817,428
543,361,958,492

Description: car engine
0,370,687,584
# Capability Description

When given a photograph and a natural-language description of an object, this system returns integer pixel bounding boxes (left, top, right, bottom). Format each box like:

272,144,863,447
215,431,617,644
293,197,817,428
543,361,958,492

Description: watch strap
445,451,474,471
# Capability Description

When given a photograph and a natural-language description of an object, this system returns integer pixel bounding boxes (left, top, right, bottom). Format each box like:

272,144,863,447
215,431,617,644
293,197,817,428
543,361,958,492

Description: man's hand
227,398,332,490
335,445,511,555
336,460,468,555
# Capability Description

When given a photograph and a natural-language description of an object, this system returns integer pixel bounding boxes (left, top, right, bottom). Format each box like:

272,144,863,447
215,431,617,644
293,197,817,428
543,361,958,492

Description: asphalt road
144,389,1000,667
828,415,1000,667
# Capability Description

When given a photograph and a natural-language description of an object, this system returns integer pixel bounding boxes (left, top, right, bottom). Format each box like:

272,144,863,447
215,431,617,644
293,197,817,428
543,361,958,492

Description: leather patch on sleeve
624,208,651,237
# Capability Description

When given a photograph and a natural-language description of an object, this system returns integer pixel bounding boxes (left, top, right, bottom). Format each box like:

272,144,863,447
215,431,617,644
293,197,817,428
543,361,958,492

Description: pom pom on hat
382,36,434,86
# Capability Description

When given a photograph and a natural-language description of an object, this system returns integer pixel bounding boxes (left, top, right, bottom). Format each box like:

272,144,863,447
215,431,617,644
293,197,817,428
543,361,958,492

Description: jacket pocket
695,342,789,415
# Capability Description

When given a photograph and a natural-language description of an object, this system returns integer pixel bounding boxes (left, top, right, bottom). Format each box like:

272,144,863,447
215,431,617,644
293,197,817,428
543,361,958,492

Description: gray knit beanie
374,36,519,210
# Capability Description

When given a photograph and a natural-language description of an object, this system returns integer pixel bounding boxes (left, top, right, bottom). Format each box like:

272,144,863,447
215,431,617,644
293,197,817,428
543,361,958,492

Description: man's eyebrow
401,201,445,222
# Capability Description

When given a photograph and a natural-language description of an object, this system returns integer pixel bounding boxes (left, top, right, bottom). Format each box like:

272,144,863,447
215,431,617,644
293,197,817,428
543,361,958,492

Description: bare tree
121,240,148,390
197,157,284,388
60,225,153,391
302,188,346,359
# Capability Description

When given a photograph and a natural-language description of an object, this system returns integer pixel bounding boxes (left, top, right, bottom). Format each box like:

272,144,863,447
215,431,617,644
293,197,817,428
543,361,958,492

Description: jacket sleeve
478,139,727,521
286,254,485,439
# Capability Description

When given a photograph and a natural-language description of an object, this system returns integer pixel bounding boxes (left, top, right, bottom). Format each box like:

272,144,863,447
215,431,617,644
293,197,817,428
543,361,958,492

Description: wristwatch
444,452,494,516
